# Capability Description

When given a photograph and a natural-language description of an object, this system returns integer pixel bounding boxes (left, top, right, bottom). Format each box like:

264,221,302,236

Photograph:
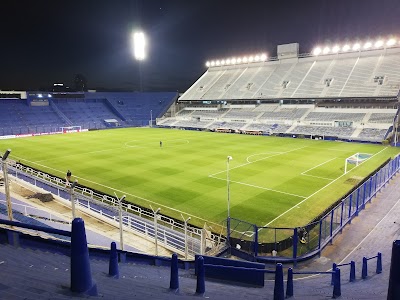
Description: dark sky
1,0,399,92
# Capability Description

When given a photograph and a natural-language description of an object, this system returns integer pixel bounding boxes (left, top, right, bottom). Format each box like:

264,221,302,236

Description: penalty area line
263,147,389,227
209,175,306,199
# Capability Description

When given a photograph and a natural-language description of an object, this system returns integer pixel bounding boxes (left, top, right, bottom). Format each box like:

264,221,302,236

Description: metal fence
3,162,226,258
228,154,400,261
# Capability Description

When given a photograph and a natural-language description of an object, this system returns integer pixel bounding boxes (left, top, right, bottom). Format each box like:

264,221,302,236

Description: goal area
60,126,82,133
344,153,372,174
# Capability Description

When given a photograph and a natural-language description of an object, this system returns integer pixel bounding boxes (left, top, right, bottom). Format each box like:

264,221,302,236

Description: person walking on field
160,141,163,148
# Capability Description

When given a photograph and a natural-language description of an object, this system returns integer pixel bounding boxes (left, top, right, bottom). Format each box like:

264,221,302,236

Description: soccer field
1,127,399,229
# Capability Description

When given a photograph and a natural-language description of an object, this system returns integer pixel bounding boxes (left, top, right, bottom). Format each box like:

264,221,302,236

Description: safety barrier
332,261,356,283
3,162,226,257
362,252,382,279
229,154,400,261
285,267,341,298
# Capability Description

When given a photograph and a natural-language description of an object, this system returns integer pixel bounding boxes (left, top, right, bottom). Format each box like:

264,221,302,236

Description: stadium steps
362,112,372,124
0,240,391,299
351,127,364,138
49,99,73,126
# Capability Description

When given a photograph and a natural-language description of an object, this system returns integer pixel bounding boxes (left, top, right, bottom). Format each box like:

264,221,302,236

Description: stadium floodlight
132,31,146,61
242,56,248,63
260,53,267,61
352,43,361,51
48,94,52,98
332,45,340,53
386,38,396,47
231,57,237,64
363,41,372,49
342,44,350,52
216,60,220,66
210,61,215,67
205,61,210,67
237,57,242,63
248,56,254,62
322,46,330,54
221,60,225,65
38,94,43,98
374,40,384,48
226,58,231,65
254,55,260,62
313,47,322,56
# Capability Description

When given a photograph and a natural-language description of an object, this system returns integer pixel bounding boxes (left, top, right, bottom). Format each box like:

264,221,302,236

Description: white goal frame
344,152,371,174
60,126,82,133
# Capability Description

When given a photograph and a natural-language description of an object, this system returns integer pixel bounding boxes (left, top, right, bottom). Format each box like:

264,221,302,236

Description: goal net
344,153,372,174
60,126,82,133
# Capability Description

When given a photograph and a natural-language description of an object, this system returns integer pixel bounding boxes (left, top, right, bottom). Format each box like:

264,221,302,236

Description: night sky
1,0,400,92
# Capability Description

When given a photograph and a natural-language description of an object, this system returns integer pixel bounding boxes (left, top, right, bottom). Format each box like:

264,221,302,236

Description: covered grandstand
157,41,400,144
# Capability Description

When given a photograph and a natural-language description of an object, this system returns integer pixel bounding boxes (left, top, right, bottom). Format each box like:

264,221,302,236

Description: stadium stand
0,92,177,136
158,43,400,143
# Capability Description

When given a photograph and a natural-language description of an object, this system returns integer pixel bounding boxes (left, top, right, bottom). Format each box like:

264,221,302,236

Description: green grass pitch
1,127,399,230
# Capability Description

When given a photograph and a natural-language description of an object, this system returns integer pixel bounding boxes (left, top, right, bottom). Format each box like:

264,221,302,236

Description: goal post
344,153,372,174
60,125,82,133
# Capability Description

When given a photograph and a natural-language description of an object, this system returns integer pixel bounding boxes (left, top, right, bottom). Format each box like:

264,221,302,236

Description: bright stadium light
210,61,215,67
387,38,396,46
205,61,210,67
352,43,361,51
332,45,340,53
322,46,330,54
221,60,225,65
374,40,384,48
254,55,260,62
342,44,350,52
231,57,237,64
260,53,267,61
313,47,322,56
243,56,248,63
363,41,372,49
237,57,242,63
248,56,254,62
132,31,146,60
226,58,231,65
216,60,220,66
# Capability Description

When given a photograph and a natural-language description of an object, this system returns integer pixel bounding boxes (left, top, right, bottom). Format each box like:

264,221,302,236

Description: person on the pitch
160,141,163,148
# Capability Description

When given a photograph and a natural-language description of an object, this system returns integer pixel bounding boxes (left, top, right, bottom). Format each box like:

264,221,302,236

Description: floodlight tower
132,31,147,92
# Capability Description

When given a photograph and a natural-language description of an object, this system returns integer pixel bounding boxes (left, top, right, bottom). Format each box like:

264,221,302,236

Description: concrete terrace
0,173,399,299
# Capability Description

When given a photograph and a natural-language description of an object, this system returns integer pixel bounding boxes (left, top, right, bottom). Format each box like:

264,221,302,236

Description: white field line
35,147,123,163
209,146,308,177
210,176,306,199
301,157,337,175
246,152,284,163
263,147,388,227
34,138,190,163
300,157,337,181
11,155,222,228
300,174,334,181
125,138,190,149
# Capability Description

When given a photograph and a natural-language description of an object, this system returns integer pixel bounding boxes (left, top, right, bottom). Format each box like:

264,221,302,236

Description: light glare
363,42,372,49
205,61,210,67
352,43,360,51
332,45,340,53
260,53,267,61
342,44,350,52
387,38,396,46
375,40,384,48
132,31,146,60
322,47,330,54
313,47,322,55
